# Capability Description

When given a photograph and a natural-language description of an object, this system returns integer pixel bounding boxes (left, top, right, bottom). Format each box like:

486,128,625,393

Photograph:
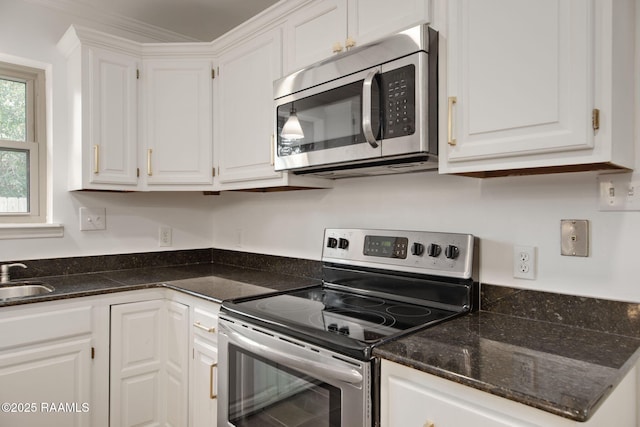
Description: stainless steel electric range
218,228,478,427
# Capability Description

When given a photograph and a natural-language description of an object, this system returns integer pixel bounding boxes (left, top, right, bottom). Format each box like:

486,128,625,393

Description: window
0,60,46,223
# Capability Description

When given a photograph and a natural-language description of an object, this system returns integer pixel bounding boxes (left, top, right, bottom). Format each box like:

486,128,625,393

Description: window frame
0,60,47,224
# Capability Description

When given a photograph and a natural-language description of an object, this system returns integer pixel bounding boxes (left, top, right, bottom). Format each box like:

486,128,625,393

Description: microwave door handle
229,330,363,385
362,69,380,148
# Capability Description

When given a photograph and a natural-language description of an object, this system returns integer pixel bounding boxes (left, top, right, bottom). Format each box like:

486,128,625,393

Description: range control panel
322,228,476,280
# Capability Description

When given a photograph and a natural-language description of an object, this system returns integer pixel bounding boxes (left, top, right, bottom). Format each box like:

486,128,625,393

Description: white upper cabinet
141,57,214,189
213,25,332,190
284,0,431,73
347,0,432,49
58,26,140,191
439,0,635,176
215,28,283,185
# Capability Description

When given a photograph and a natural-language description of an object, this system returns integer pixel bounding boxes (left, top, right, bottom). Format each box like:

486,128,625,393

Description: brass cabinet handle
424,421,435,427
448,96,457,146
193,321,216,333
93,144,100,174
345,37,356,50
210,363,218,399
332,41,344,53
147,148,153,176
270,134,275,166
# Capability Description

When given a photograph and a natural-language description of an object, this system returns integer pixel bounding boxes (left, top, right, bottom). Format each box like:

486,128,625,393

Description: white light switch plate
598,173,640,211
79,207,106,231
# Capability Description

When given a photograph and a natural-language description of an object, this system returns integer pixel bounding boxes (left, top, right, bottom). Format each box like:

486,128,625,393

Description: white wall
0,1,217,261
210,171,640,303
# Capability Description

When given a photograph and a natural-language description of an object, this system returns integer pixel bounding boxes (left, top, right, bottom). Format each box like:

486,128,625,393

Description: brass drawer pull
210,363,218,399
193,321,216,333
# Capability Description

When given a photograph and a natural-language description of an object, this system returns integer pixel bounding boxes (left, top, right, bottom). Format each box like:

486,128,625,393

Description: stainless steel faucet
0,263,27,284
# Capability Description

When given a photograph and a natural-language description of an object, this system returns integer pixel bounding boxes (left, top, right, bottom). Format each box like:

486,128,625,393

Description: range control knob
338,326,350,335
338,238,349,249
427,243,442,257
327,237,338,248
445,245,460,259
411,242,425,256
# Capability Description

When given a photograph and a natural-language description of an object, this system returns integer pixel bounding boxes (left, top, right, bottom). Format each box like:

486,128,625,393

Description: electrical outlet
79,207,106,231
513,245,536,280
159,226,172,247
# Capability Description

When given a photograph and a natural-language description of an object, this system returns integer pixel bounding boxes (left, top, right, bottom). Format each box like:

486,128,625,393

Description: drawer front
192,304,219,339
0,305,92,350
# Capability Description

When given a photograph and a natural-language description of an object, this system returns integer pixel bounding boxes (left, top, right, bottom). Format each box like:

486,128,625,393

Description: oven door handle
230,331,363,385
362,68,380,148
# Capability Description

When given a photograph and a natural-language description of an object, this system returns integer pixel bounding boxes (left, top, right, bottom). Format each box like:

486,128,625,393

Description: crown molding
24,0,200,42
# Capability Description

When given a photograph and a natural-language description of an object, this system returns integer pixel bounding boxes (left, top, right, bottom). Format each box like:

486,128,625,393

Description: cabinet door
0,338,92,427
216,28,283,185
88,46,139,186
442,0,595,173
347,0,431,48
190,303,219,427
192,336,218,427
143,59,214,187
110,300,189,427
284,0,347,73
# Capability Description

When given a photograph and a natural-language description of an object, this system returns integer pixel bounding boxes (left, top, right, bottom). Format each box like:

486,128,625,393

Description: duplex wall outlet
513,245,536,280
159,226,172,247
79,207,106,231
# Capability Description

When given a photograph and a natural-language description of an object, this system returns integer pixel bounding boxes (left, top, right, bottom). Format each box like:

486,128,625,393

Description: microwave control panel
381,65,416,139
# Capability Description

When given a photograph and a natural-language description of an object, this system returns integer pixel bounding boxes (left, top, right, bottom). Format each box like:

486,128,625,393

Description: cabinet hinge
136,69,140,79
91,347,95,359
592,108,600,131
212,167,216,177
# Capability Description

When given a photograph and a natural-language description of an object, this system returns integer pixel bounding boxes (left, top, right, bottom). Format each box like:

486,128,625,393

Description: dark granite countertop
0,262,320,307
373,310,640,422
3,249,640,423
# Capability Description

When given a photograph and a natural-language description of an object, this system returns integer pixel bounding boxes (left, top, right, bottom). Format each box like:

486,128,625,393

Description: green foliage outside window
0,78,28,199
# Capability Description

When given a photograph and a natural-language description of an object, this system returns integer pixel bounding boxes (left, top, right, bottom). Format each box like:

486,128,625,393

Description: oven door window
228,344,341,427
276,78,380,158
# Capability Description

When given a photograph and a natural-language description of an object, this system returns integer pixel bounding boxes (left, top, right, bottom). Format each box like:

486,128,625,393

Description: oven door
218,316,371,427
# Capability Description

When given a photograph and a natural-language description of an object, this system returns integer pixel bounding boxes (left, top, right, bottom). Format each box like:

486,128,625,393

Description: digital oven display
363,235,409,259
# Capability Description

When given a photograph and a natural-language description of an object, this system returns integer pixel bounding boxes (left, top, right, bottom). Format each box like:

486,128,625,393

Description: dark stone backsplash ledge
4,248,323,282
481,284,640,339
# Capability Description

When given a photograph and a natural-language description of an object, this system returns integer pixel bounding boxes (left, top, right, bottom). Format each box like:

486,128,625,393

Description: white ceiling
35,0,280,41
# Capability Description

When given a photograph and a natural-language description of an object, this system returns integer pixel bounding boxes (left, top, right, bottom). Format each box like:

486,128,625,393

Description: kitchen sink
0,282,54,300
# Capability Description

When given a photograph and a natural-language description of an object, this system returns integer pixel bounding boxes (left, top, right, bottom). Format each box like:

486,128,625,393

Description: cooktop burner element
221,228,478,360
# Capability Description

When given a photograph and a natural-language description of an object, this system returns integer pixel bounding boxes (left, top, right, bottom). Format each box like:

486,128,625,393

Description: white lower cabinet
380,359,638,427
109,299,189,427
0,302,94,427
189,302,220,427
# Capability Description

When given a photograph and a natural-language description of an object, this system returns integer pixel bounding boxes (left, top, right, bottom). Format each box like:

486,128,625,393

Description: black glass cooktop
221,285,460,360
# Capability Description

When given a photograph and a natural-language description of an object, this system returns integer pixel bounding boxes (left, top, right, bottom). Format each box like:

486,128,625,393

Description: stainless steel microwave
273,25,438,178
